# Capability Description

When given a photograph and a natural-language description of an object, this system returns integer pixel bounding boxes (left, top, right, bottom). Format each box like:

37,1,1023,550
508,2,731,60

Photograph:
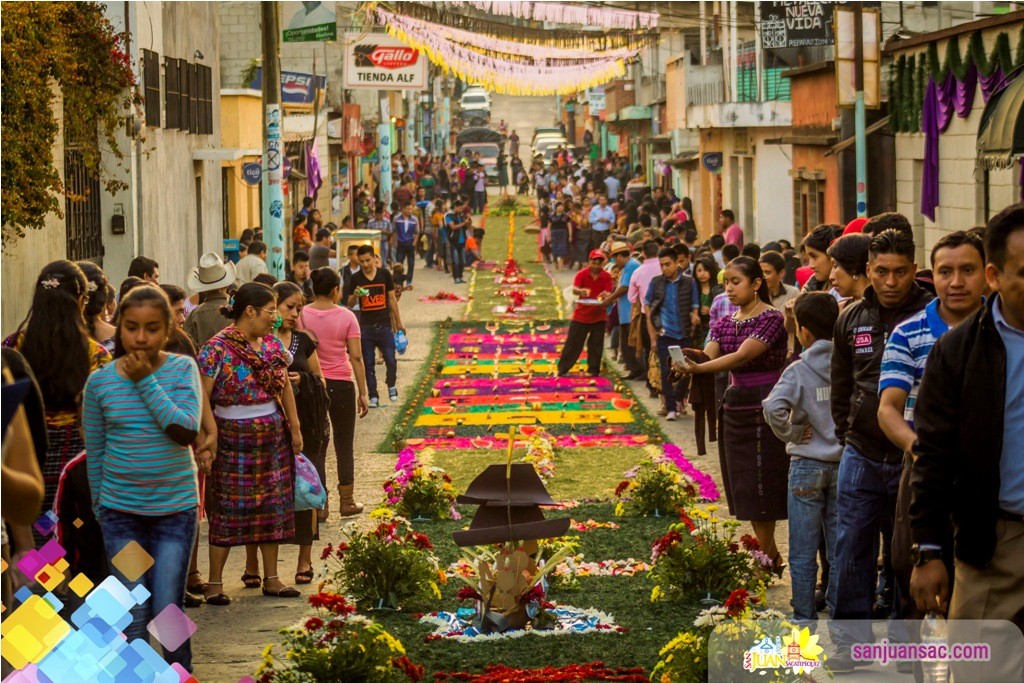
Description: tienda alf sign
344,33,426,90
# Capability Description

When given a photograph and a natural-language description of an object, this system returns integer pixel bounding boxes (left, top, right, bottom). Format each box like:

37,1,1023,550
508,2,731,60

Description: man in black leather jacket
827,229,933,669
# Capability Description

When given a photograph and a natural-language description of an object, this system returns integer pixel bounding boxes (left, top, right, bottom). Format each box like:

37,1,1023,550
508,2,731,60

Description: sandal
241,572,262,589
186,570,207,595
295,568,314,585
771,553,787,579
183,592,203,608
262,576,301,598
204,582,231,606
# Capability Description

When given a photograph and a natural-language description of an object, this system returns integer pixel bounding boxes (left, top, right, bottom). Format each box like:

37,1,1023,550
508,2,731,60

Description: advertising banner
282,1,337,43
251,68,327,104
759,1,879,50
344,33,426,90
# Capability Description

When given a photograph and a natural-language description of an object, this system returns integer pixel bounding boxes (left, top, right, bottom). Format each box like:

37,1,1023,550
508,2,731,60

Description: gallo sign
344,33,426,90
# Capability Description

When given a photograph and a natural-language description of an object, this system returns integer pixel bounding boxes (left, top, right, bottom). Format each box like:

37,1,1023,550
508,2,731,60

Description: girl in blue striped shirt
83,285,203,671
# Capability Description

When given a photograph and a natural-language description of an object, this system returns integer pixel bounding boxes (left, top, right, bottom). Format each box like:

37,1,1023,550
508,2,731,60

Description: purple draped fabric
979,67,1006,102
921,65,999,222
305,141,322,198
921,79,941,221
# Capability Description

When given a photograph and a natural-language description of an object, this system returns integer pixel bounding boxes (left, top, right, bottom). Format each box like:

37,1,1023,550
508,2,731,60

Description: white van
460,87,491,112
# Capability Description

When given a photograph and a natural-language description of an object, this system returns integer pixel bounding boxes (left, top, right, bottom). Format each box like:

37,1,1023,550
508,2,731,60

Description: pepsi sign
251,68,327,104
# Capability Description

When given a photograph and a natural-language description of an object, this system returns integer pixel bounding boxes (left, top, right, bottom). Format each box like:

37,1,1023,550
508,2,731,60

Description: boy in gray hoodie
763,291,843,623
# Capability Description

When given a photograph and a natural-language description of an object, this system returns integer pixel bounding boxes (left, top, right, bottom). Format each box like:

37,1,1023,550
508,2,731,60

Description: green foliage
328,515,445,611
488,193,533,216
613,454,694,518
256,604,423,683
649,506,771,602
1,2,140,245
240,58,261,89
889,28,1024,134
382,448,458,520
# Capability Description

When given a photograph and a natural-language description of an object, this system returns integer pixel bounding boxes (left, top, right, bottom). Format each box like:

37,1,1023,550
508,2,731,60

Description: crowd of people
554,185,1023,674
1,127,1022,677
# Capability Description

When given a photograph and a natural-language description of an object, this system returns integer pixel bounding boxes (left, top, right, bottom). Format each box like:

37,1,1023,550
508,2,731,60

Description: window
165,56,180,129
189,63,199,134
178,58,191,133
197,65,213,134
142,49,161,127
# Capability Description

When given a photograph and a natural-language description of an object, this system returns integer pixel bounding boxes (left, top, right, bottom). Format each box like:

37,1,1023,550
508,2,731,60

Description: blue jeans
655,335,690,411
829,444,902,648
788,457,839,623
98,506,198,671
361,323,396,400
396,241,416,283
450,243,465,281
380,238,393,267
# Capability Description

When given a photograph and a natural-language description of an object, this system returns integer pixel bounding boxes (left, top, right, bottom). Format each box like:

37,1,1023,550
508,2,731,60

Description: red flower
740,534,760,552
678,510,696,532
456,586,482,601
614,480,630,497
724,588,750,617
308,591,355,615
406,532,434,550
320,544,334,560
651,530,683,561
335,542,349,558
392,655,425,682
728,542,739,553
304,617,324,631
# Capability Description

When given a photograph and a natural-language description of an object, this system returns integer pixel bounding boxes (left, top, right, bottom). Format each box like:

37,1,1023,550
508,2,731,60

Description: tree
1,2,140,246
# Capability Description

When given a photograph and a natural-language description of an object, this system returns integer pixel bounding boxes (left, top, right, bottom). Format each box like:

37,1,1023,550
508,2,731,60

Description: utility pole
261,2,285,278
853,5,867,218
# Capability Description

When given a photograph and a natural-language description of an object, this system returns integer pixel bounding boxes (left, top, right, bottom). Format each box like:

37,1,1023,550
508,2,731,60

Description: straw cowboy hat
187,252,236,293
609,242,631,257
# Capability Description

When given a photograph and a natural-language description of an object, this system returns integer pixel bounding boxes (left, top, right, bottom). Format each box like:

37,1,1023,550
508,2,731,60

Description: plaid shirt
367,217,392,235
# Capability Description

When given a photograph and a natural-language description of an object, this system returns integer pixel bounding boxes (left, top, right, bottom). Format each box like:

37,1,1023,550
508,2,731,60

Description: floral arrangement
505,288,528,313
322,513,446,610
648,505,775,603
380,448,459,521
254,591,423,682
521,430,556,481
495,259,532,285
419,291,467,303
613,453,694,517
488,193,534,217
651,589,818,683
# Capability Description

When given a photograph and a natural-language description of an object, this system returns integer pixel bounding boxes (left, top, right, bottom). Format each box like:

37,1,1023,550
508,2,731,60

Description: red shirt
572,268,614,324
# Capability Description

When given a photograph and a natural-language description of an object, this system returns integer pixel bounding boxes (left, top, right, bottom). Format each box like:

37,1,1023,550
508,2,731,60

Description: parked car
531,127,561,146
460,87,491,112
532,135,568,157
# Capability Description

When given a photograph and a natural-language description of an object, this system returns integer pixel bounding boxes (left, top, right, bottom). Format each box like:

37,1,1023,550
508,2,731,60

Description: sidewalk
190,262,468,682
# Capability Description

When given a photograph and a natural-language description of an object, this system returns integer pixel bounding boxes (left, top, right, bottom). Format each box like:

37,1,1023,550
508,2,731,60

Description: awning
283,114,326,143
825,116,890,156
977,71,1024,171
667,151,699,167
614,105,652,122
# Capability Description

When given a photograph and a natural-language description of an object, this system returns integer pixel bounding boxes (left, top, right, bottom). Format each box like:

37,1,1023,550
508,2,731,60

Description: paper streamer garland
455,0,659,30
376,7,632,96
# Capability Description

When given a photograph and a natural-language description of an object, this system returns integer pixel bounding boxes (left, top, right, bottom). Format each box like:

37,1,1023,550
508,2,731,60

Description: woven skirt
209,412,294,547
718,384,789,521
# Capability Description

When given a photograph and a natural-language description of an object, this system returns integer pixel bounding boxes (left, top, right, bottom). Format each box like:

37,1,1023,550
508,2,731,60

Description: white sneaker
665,411,678,421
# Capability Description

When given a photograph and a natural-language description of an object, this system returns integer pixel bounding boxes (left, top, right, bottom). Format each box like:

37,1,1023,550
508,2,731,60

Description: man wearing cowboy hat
184,253,237,348
600,242,643,378
557,249,615,378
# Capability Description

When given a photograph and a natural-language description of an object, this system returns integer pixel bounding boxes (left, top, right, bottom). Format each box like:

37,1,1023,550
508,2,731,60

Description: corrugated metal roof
282,114,326,142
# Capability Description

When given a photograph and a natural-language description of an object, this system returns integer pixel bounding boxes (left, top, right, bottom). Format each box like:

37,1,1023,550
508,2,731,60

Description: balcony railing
685,63,791,106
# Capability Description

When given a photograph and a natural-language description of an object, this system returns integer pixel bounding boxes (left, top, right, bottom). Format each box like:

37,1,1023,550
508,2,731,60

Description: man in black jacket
828,228,933,669
909,204,1024,681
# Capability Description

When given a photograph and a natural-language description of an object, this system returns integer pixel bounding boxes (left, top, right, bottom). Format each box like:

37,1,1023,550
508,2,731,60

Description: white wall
753,132,795,244
99,1,224,290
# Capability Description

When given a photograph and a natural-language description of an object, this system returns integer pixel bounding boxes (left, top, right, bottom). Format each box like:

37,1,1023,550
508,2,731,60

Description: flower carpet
257,210,736,682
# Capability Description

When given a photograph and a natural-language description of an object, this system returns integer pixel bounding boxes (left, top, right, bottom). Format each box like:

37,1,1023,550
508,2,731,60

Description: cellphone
668,346,685,364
